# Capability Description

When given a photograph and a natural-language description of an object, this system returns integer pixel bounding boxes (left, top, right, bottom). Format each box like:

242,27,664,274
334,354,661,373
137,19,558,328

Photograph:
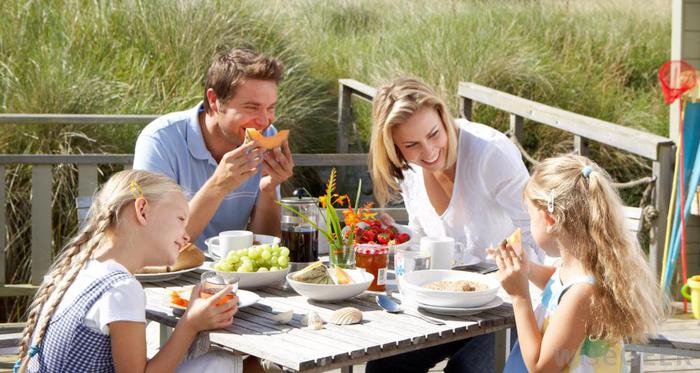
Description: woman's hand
378,213,395,226
181,284,238,332
494,243,530,298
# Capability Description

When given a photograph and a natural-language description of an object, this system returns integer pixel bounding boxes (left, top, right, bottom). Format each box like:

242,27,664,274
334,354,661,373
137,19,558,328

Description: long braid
15,169,184,372
16,213,111,373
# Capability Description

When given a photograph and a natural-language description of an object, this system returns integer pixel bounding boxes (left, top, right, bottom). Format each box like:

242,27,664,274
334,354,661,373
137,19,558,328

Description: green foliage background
0,0,671,320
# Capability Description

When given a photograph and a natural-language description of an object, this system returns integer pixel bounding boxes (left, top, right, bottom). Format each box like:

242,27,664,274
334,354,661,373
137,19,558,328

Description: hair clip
582,165,593,179
130,180,144,200
546,190,555,213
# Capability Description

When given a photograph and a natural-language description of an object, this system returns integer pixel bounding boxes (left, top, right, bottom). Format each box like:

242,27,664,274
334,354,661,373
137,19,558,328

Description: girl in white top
366,77,543,373
15,170,243,373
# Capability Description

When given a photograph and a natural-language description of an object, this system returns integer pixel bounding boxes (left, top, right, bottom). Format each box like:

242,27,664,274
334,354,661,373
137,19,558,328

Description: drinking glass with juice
200,271,239,305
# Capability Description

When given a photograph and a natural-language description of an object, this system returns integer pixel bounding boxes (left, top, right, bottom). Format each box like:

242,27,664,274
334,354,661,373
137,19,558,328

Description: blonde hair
16,170,183,372
524,154,663,343
369,77,459,206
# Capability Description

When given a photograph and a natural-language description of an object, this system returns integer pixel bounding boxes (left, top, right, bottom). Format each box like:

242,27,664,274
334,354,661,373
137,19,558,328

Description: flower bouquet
278,168,376,268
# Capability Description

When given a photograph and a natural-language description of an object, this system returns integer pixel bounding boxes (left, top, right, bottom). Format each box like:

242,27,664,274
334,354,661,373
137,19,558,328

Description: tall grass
0,0,672,320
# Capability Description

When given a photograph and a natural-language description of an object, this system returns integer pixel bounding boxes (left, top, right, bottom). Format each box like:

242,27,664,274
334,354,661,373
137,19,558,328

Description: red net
658,60,697,104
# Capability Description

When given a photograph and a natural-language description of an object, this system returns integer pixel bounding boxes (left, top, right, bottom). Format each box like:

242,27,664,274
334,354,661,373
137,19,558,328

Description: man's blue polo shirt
133,102,278,249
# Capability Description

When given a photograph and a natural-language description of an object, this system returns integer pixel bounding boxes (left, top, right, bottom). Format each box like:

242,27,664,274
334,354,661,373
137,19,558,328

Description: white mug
420,236,454,270
218,230,254,257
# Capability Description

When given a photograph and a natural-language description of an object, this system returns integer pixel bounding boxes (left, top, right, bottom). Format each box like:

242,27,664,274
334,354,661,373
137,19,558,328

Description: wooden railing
0,78,676,296
456,82,675,275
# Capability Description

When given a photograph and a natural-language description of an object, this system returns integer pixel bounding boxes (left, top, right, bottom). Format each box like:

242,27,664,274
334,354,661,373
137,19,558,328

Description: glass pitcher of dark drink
280,189,319,271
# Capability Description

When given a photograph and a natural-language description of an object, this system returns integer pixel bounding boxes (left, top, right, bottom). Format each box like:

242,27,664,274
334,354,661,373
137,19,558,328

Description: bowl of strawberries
345,221,413,268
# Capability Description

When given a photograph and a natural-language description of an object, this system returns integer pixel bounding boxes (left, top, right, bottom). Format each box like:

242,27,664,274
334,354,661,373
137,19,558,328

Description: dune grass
0,0,672,320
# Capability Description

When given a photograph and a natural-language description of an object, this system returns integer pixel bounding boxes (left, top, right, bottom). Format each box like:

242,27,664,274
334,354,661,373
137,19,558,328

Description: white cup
218,230,254,257
419,236,454,270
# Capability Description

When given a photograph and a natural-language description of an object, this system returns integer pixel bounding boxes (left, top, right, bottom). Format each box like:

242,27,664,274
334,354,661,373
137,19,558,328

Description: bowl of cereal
399,270,500,308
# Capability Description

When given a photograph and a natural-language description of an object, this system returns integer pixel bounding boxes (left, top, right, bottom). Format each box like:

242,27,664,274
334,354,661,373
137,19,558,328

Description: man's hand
260,140,294,193
211,141,264,193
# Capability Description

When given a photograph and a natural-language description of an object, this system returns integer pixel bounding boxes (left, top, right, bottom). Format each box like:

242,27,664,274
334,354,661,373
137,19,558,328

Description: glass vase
329,243,355,269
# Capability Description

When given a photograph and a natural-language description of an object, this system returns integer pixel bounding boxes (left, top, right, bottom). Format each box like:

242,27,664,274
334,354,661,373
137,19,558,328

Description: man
134,48,294,249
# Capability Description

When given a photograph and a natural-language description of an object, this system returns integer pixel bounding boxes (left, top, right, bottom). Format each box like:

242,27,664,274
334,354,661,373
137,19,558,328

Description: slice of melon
506,228,522,253
334,265,352,285
245,128,289,149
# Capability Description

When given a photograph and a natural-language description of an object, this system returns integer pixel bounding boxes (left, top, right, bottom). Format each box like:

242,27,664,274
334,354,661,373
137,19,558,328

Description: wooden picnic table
143,268,515,372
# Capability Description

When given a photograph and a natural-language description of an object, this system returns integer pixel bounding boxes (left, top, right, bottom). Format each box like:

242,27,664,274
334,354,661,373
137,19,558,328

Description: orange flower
334,195,349,206
343,208,360,226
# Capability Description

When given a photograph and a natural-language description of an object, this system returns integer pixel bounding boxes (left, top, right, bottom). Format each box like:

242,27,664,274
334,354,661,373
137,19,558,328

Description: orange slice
245,128,289,149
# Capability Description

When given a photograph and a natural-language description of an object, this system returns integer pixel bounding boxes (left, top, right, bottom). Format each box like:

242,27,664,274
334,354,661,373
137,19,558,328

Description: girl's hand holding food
181,284,238,332
494,243,530,299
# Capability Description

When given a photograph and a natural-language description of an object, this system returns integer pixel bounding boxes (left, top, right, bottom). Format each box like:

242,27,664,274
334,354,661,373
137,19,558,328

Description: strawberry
377,232,390,245
396,233,410,243
387,225,399,235
361,230,376,244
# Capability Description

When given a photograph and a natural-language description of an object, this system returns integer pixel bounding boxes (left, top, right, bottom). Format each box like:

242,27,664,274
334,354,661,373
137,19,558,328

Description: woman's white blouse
399,119,545,263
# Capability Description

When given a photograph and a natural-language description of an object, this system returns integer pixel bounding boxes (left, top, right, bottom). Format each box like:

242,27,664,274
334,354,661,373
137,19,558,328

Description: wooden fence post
651,143,675,277
337,83,353,154
574,135,590,157
459,97,473,121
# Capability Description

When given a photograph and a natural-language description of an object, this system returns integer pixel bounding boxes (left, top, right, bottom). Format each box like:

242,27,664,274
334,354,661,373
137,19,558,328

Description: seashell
271,310,294,325
329,307,362,325
305,311,324,330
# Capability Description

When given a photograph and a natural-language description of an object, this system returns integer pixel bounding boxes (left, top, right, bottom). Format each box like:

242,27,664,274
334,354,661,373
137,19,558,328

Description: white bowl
399,270,500,308
202,262,289,289
349,223,414,250
205,234,281,259
286,269,374,302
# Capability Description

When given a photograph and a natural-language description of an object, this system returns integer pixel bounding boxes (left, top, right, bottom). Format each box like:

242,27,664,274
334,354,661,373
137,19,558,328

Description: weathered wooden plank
0,154,133,165
337,83,353,154
457,82,673,160
0,284,38,297
77,165,98,225
574,135,590,157
460,97,473,121
0,153,370,167
509,114,524,144
78,164,99,199
31,165,52,285
651,143,676,276
0,166,5,285
335,207,408,224
685,2,700,31
683,30,700,59
0,113,156,125
338,79,377,102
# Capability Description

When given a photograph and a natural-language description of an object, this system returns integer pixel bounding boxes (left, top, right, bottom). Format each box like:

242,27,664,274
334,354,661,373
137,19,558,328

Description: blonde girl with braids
15,170,241,373
494,154,663,372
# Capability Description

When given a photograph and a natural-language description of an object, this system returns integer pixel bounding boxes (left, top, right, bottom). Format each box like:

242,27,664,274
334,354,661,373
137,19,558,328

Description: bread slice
139,243,205,273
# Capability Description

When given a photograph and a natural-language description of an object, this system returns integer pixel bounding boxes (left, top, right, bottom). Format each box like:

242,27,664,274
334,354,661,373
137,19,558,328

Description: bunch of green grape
214,244,290,272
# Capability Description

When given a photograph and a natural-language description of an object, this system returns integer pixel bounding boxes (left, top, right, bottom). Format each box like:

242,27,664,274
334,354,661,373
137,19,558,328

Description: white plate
135,266,200,283
201,261,290,289
400,270,500,308
170,289,260,316
417,296,504,316
205,234,281,260
459,256,481,266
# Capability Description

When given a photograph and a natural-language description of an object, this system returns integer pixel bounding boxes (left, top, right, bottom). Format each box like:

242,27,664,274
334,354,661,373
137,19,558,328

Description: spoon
376,295,445,325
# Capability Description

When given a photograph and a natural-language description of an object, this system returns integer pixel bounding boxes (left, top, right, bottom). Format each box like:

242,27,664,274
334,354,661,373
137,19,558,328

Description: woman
367,77,545,372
